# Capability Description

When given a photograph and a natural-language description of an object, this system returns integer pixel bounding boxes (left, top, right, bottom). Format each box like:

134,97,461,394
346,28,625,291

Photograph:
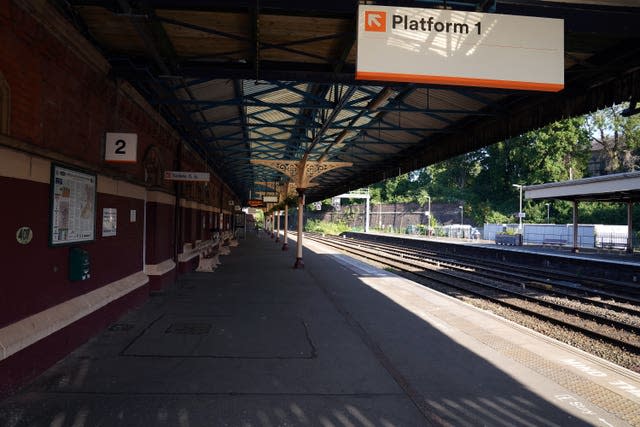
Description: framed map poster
49,163,97,246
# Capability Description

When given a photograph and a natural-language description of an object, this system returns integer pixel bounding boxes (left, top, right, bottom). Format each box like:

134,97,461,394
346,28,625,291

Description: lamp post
545,202,550,223
512,184,523,231
458,205,464,239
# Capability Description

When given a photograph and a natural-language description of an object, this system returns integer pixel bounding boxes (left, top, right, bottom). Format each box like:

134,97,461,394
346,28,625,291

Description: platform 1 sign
356,5,564,92
164,171,210,182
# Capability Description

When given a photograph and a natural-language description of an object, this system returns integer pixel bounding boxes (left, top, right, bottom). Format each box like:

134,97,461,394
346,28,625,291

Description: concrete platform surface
1,232,639,426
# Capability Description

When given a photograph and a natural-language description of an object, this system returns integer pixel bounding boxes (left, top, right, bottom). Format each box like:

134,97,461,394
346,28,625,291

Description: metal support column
572,200,579,253
294,188,305,269
627,201,634,254
282,204,289,251
365,196,370,233
275,210,281,243
270,213,274,238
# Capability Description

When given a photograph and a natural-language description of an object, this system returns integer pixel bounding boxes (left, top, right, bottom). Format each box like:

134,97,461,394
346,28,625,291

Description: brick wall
0,0,237,396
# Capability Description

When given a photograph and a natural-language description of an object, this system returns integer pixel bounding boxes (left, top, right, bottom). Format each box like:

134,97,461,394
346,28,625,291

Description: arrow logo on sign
364,11,386,32
368,13,381,27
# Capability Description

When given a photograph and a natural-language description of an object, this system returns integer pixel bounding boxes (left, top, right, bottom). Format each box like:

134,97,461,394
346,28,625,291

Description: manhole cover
165,323,212,335
109,323,134,332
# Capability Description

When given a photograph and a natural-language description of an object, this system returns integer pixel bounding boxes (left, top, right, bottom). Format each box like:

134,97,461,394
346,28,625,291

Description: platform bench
542,238,567,246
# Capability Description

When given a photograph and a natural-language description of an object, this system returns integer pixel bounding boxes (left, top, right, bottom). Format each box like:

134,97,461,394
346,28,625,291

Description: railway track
300,232,640,372
338,234,640,304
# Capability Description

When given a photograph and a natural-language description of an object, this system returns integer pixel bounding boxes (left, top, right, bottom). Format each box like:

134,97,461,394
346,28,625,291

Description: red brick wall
0,2,179,185
0,1,236,331
0,1,187,394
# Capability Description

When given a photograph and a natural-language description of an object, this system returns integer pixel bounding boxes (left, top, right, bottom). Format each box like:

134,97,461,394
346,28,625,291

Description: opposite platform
1,232,639,426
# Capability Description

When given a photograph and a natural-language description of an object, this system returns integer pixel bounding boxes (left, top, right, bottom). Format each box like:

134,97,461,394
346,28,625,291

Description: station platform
344,231,640,284
1,232,639,426
356,230,640,266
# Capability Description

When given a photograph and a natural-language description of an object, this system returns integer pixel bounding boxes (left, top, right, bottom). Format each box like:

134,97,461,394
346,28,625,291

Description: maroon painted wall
0,284,148,397
94,193,145,284
0,177,53,328
0,0,239,396
0,176,144,329
145,202,175,265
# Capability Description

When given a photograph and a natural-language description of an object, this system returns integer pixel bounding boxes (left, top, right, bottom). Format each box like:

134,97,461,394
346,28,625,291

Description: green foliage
304,219,352,235
254,210,264,224
577,202,629,225
484,210,512,224
585,103,640,173
349,104,640,228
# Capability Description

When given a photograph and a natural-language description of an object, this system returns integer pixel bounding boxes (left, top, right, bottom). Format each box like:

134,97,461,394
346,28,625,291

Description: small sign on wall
16,226,33,245
164,171,210,182
102,208,117,237
105,132,137,164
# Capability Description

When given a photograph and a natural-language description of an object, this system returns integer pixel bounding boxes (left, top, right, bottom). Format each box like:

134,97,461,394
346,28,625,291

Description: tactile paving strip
434,310,640,425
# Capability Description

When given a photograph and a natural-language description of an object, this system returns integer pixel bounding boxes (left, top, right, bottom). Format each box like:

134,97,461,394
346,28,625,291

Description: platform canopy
524,171,640,203
57,0,640,203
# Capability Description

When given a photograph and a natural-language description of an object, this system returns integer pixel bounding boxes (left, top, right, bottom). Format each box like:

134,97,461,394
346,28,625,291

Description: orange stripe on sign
356,71,564,92
105,160,137,164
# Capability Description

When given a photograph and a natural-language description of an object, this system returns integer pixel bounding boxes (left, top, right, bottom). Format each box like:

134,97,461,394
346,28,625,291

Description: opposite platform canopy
55,0,640,203
525,171,640,203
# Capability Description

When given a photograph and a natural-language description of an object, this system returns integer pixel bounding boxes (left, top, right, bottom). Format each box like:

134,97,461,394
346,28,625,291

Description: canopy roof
525,171,640,203
58,0,640,202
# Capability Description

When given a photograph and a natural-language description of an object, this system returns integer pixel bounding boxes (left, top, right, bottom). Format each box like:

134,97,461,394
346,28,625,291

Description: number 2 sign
105,132,137,164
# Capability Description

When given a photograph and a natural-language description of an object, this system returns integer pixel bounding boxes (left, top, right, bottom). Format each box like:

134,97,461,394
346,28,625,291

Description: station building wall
0,0,237,396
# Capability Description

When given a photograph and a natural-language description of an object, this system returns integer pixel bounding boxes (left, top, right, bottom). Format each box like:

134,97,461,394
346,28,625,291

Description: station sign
356,5,564,91
163,171,210,182
262,195,278,203
105,132,137,163
247,199,266,208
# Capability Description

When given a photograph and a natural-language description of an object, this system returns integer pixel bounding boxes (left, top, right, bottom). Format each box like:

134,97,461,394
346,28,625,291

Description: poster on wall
102,208,117,237
49,164,97,246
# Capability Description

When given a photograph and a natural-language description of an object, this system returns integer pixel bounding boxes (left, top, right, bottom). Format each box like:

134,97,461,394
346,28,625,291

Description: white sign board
164,171,210,182
105,132,137,163
357,5,564,92
102,208,117,237
262,195,278,203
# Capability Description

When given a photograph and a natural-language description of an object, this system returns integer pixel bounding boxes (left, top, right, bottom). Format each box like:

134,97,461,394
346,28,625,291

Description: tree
350,104,640,228
468,117,590,224
586,103,640,174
